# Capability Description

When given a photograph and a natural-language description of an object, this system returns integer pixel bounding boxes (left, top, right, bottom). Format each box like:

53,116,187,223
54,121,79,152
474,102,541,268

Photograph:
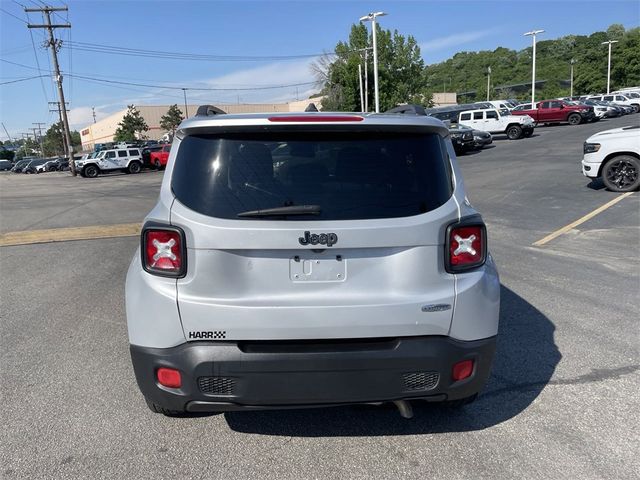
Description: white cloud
420,29,495,53
67,106,109,130
63,58,323,129
194,58,320,104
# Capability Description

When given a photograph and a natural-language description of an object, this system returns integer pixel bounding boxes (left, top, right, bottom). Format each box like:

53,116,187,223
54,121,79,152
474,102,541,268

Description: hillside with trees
426,24,639,101
317,24,639,110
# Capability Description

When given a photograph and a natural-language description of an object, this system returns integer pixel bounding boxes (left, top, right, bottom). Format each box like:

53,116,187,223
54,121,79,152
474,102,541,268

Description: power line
0,58,318,91
66,73,317,91
25,8,50,103
0,7,28,23
0,75,49,85
65,40,336,62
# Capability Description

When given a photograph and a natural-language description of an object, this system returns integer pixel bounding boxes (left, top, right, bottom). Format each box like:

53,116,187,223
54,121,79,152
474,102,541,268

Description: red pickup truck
511,99,596,125
149,144,171,169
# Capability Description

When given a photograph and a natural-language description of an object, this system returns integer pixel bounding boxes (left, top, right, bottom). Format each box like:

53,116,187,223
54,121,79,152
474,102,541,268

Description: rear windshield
171,131,452,221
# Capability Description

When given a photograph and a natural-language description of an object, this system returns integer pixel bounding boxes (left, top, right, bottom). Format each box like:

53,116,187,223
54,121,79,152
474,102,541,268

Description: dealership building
79,99,323,151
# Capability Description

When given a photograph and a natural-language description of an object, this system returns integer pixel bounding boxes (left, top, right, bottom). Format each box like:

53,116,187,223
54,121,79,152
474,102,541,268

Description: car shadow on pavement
586,178,606,190
224,285,561,436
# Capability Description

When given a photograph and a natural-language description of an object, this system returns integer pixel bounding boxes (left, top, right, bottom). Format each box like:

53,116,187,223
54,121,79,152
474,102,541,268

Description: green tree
317,24,432,112
15,138,38,159
159,104,184,137
114,105,148,142
42,122,82,157
0,149,15,161
424,25,640,101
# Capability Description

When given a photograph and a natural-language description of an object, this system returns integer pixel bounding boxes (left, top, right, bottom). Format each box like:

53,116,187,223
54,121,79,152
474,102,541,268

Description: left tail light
141,223,187,278
445,216,487,273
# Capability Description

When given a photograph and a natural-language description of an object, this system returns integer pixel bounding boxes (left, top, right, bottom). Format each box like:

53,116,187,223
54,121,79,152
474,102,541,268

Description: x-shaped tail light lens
447,224,486,272
143,228,185,277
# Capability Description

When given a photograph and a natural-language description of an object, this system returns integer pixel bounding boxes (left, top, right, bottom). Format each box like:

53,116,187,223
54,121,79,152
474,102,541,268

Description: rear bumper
130,335,496,412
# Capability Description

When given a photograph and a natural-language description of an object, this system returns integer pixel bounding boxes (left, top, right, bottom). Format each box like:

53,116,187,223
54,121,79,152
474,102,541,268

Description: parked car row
6,157,70,174
73,143,173,178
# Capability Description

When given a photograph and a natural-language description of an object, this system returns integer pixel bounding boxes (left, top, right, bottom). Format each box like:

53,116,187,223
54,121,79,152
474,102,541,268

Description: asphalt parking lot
1,115,638,479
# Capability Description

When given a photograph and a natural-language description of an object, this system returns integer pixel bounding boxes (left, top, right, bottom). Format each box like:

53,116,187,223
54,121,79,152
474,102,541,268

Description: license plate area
289,255,346,283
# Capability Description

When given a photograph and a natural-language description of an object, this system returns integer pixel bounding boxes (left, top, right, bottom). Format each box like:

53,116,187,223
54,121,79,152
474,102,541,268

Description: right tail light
445,217,487,273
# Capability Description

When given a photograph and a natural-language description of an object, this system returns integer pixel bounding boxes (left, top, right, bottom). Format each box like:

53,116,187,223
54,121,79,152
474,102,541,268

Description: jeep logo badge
299,231,338,247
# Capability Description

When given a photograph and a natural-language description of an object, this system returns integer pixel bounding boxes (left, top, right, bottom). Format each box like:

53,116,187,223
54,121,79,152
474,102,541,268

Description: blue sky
1,0,638,139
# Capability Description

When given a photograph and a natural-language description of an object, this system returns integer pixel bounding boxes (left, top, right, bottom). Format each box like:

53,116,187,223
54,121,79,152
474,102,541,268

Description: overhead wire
0,75,49,85
24,8,50,104
64,40,337,62
0,7,28,23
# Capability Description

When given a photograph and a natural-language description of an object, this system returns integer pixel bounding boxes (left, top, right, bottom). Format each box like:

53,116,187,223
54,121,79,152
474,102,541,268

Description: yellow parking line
0,223,141,247
532,192,635,247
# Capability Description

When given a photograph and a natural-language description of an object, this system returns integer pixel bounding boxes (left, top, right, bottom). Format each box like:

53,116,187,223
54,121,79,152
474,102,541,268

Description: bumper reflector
452,360,474,381
157,367,182,388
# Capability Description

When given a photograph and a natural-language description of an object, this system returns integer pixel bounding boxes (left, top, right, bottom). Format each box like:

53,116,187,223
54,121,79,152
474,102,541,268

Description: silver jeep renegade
125,105,500,416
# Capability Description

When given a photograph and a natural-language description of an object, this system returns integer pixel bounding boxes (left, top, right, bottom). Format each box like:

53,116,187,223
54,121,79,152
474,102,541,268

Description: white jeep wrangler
458,108,535,139
77,147,143,178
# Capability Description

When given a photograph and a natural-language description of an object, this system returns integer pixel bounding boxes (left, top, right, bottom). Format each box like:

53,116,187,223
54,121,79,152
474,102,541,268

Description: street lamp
601,40,618,94
524,29,544,106
486,66,491,101
359,11,387,113
570,59,576,97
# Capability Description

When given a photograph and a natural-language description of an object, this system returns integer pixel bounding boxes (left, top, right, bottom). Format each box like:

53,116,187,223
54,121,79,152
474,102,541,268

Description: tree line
316,23,640,111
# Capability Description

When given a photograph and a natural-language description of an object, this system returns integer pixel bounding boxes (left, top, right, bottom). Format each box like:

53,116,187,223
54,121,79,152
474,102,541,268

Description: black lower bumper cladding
131,335,496,412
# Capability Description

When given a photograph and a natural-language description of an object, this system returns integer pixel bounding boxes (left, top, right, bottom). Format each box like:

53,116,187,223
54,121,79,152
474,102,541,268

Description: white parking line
532,192,635,246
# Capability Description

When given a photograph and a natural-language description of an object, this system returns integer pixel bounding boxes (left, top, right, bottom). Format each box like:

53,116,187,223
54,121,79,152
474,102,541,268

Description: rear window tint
171,131,452,221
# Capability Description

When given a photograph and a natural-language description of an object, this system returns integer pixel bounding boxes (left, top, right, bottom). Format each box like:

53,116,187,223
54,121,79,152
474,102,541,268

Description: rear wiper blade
237,205,321,217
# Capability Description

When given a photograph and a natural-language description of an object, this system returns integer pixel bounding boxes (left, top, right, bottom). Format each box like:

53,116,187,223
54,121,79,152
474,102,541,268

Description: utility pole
92,107,96,123
26,5,75,175
49,101,69,157
1,123,14,145
32,123,46,156
20,133,33,158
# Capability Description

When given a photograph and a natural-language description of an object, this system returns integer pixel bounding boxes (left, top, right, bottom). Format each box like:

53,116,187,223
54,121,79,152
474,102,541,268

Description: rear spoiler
195,105,227,117
386,104,428,116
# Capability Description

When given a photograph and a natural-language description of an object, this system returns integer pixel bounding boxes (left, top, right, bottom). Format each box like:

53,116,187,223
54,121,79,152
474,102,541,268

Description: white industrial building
79,99,323,151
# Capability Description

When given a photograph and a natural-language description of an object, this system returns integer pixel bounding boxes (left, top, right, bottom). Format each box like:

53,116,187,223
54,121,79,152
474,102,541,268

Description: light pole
524,29,544,106
360,11,387,113
602,40,618,94
570,59,576,97
181,88,189,118
358,63,364,112
486,66,491,101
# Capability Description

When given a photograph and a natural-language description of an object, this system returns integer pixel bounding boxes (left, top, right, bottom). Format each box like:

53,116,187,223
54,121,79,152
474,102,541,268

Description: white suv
77,147,143,178
582,125,640,192
588,94,639,113
125,105,500,416
458,108,535,139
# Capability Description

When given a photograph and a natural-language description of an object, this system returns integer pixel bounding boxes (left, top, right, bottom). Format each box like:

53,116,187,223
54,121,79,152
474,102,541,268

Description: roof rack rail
195,105,227,116
304,103,319,112
385,104,427,116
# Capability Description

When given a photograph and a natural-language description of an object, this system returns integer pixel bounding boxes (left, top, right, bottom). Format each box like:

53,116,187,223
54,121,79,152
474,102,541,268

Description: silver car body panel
125,112,500,347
